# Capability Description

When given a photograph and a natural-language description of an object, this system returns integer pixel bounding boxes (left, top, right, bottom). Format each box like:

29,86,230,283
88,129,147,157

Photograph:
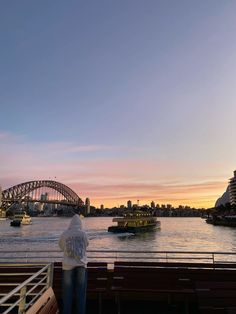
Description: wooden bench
26,287,59,314
196,281,236,314
87,262,110,314
111,262,198,314
116,261,236,270
110,261,236,314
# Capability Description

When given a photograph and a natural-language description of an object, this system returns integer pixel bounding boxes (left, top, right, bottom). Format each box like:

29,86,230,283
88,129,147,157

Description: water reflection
1,217,236,254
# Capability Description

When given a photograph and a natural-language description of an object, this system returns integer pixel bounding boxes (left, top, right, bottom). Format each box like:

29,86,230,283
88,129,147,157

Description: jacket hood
68,214,82,230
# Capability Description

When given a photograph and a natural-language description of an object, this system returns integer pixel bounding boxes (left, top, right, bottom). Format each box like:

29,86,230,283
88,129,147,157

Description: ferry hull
108,223,159,233
10,220,21,227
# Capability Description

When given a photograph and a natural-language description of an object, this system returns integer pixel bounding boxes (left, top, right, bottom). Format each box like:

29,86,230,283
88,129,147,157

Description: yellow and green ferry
108,211,160,233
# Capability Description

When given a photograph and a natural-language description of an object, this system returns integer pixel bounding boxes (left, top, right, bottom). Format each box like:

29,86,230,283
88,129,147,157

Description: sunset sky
1,1,236,208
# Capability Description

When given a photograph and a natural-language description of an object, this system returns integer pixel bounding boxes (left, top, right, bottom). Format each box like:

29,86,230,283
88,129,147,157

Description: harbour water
1,217,236,254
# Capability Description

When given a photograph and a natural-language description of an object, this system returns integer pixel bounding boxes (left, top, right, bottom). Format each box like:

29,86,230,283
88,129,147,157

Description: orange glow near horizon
89,198,216,209
71,181,227,209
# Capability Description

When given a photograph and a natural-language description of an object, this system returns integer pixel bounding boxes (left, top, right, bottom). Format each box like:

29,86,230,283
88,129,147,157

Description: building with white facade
229,170,236,206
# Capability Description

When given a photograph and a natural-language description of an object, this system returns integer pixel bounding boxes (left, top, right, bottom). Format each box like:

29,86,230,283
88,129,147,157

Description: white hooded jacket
59,215,89,270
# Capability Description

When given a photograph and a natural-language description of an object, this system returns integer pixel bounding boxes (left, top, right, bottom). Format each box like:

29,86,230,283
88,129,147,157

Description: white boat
21,213,32,225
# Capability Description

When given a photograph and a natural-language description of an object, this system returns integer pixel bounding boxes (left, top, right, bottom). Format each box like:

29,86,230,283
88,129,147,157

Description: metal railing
0,263,54,314
1,249,236,266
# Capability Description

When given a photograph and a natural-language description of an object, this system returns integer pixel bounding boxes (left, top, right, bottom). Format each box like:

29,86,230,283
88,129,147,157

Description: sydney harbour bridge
1,180,83,213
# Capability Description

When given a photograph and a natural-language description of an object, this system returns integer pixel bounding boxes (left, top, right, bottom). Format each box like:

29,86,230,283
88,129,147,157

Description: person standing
59,214,89,314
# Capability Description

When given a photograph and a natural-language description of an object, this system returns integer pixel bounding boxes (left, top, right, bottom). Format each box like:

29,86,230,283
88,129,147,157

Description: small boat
108,211,160,233
10,212,32,227
21,213,32,225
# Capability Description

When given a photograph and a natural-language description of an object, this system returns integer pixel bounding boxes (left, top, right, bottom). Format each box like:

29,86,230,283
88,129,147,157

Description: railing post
18,286,27,314
46,263,54,288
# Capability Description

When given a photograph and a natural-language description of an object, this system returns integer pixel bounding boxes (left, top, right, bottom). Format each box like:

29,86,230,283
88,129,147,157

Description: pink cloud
0,130,230,208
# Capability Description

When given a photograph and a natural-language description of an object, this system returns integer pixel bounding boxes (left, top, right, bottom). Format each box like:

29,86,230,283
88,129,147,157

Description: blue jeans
62,267,87,314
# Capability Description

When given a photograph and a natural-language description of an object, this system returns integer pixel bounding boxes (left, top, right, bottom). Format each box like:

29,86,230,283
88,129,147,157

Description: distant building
0,185,2,208
229,170,236,205
85,198,90,215
150,201,155,208
0,185,4,218
43,203,52,215
127,200,132,209
37,202,44,212
40,193,49,201
100,204,104,210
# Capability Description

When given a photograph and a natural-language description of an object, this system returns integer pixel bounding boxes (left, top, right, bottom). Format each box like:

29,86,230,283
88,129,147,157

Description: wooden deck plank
26,287,59,314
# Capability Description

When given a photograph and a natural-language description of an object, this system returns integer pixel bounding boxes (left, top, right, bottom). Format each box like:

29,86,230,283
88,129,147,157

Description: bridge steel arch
2,180,83,207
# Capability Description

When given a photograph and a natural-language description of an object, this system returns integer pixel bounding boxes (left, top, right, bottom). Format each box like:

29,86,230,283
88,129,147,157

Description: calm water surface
1,217,236,254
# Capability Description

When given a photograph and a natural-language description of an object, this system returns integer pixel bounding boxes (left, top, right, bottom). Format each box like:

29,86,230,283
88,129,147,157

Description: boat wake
0,230,134,244
0,235,61,243
87,230,134,240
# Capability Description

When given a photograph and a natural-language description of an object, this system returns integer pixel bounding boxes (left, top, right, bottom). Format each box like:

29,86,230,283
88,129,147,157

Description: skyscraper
127,200,132,209
229,170,236,205
85,197,90,215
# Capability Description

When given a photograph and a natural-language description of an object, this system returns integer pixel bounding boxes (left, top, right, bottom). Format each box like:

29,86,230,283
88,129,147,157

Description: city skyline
1,1,236,208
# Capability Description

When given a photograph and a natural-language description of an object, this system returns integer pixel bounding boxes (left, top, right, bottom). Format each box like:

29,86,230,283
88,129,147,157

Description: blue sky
1,1,236,207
